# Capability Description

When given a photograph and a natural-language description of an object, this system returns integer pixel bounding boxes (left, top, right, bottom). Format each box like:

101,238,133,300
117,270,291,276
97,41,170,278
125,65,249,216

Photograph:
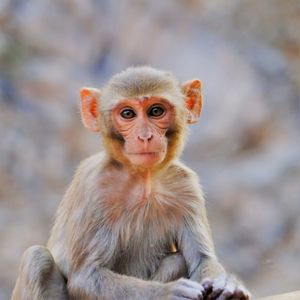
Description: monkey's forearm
151,252,188,282
189,257,225,282
68,266,165,300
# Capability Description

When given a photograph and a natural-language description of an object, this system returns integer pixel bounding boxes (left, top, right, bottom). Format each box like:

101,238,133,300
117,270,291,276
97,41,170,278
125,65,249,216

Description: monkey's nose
137,133,153,143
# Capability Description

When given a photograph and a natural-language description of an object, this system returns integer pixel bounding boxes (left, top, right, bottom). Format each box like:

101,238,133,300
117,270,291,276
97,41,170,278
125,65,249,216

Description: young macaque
12,66,251,300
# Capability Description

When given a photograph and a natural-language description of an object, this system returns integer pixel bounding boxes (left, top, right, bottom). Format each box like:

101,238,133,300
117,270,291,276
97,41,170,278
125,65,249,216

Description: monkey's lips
129,152,159,155
126,152,164,166
127,151,161,157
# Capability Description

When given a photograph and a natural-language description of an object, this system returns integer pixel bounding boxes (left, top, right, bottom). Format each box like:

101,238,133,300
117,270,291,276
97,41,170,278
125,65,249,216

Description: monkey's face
79,68,203,171
111,97,175,168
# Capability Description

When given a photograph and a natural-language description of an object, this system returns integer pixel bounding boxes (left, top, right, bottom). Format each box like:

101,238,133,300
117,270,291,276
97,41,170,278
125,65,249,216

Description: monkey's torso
48,152,204,282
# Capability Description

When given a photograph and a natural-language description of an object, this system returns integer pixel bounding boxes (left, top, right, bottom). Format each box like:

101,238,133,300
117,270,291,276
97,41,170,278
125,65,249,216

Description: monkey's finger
215,278,236,300
179,278,205,292
233,287,251,300
173,286,204,300
208,274,227,300
201,278,213,295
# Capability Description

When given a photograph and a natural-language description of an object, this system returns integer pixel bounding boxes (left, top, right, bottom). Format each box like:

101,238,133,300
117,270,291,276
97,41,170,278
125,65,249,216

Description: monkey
12,66,251,300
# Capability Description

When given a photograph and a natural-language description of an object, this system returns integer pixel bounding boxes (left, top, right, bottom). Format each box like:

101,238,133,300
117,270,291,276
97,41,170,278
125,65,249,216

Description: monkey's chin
126,152,164,168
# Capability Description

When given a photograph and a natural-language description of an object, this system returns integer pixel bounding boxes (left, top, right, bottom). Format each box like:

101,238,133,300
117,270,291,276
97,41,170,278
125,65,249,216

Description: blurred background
0,0,299,299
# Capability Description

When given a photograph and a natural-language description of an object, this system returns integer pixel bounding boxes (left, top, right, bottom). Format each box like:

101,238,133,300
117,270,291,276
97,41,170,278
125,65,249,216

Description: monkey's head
80,66,202,172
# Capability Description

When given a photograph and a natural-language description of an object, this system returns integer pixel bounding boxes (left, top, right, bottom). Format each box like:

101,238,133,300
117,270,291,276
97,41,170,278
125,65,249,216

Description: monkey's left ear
80,87,101,132
181,79,203,124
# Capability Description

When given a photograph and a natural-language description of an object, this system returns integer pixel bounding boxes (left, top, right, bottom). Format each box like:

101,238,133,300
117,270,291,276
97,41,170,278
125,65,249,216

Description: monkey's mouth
127,152,160,158
124,150,166,167
125,152,163,166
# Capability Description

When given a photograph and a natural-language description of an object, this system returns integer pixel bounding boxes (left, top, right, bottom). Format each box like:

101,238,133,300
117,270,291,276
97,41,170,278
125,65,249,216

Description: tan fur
101,66,185,111
12,67,250,300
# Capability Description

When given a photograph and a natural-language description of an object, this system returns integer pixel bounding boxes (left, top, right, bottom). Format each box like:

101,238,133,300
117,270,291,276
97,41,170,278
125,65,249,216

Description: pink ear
181,79,203,124
80,87,101,132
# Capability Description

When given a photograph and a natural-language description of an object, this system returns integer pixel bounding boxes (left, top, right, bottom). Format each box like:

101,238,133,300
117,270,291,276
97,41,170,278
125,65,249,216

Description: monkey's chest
98,182,186,278
111,228,175,279
107,195,179,279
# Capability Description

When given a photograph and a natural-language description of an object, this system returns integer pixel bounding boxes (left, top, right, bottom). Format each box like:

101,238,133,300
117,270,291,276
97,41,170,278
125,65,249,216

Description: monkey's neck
139,170,152,201
107,158,154,201
145,171,152,200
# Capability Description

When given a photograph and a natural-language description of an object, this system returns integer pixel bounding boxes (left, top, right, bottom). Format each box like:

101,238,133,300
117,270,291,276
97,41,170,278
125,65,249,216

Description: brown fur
12,67,250,300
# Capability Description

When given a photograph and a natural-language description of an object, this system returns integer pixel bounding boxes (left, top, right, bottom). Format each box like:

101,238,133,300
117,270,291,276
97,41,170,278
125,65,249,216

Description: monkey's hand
161,278,206,300
201,274,251,300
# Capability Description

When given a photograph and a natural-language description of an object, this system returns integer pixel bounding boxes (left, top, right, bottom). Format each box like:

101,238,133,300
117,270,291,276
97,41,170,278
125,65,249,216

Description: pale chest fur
86,163,196,278
50,157,201,279
97,167,183,246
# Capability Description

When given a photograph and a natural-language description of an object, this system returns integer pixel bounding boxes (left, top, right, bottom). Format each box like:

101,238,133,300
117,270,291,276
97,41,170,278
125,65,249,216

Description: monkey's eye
120,108,136,119
148,105,166,118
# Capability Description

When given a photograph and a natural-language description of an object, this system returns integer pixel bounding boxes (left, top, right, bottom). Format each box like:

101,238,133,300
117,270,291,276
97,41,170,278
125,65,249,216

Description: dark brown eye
148,105,165,118
120,108,136,119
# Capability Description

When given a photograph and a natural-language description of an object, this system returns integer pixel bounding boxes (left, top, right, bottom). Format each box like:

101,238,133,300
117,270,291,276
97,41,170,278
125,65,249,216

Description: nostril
138,134,153,142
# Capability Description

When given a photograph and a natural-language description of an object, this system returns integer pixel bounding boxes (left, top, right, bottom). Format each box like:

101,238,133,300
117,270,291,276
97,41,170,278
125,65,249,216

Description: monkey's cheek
126,153,165,168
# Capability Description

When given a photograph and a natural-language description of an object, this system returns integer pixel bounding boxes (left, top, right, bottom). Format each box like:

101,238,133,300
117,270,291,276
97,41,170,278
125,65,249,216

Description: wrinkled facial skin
112,97,175,168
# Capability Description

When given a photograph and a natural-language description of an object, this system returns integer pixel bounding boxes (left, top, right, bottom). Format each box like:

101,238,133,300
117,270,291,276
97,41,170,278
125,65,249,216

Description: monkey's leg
12,245,68,300
151,252,188,283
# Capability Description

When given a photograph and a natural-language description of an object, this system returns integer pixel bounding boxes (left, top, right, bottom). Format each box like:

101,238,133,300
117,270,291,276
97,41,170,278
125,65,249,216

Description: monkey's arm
178,197,251,299
68,265,164,299
151,252,188,282
68,263,205,300
179,223,225,282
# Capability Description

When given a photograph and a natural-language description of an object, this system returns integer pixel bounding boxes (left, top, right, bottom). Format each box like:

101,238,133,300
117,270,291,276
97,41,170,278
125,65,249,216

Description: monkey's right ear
181,79,203,124
80,87,101,132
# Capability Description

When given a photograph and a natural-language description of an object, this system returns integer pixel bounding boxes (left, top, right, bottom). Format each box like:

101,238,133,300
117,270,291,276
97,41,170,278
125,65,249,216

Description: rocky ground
0,1,299,299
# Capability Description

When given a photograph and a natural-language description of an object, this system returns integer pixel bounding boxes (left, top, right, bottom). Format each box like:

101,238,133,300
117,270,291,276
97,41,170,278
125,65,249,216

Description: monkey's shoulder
158,161,204,203
76,151,107,175
162,161,201,187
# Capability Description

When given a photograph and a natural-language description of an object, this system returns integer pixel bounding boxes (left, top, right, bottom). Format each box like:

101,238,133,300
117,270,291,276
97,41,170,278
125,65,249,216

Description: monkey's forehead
108,66,177,88
100,66,186,111
101,91,185,111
